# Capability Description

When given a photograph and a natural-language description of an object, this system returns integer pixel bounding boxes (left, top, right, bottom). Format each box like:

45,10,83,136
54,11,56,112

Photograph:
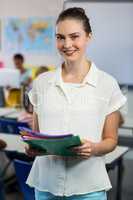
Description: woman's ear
88,32,92,40
86,32,92,43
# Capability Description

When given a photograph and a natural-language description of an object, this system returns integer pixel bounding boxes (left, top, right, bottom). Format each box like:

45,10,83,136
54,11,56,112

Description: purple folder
19,127,73,139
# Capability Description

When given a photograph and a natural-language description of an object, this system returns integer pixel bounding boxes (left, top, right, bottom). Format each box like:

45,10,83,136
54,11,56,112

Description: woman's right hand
25,145,46,157
18,111,33,128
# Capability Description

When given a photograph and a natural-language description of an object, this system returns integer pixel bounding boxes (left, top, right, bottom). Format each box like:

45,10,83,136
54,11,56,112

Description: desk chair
0,87,5,107
13,159,35,200
0,170,5,200
5,88,21,107
0,118,29,134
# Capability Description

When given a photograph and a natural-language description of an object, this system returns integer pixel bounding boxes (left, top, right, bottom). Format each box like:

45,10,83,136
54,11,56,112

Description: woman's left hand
72,139,96,159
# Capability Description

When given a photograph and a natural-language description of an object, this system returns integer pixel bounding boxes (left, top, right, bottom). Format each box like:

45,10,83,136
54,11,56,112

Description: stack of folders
19,127,82,156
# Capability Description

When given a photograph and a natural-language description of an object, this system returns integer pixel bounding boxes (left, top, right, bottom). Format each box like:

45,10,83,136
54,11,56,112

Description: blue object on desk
13,159,34,200
0,118,29,134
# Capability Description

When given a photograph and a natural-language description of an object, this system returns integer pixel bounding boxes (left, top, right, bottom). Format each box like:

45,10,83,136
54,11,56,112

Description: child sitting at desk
17,66,49,128
13,53,32,86
4,54,32,107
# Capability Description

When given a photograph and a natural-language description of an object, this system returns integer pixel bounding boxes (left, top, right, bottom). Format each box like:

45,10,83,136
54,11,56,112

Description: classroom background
0,0,133,200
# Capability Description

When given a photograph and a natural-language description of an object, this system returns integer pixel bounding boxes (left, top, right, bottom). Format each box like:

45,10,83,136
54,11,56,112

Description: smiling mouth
63,50,77,56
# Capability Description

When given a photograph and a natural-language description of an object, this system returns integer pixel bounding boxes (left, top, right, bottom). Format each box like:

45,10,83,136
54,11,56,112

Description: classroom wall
0,0,64,68
64,1,133,86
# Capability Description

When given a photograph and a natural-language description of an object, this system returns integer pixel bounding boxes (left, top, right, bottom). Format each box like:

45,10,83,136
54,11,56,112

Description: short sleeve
28,79,38,113
107,80,127,116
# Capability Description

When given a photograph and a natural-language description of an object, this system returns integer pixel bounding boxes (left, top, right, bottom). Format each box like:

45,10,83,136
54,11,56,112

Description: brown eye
56,35,65,41
56,36,61,40
71,35,79,40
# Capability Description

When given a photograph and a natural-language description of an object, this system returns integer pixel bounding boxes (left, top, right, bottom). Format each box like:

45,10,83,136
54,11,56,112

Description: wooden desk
0,133,128,200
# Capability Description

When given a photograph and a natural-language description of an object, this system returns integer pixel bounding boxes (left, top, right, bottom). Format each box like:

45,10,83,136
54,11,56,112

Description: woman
26,7,126,200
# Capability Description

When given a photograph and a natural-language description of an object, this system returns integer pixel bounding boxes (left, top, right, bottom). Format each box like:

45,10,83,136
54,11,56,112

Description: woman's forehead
56,19,85,35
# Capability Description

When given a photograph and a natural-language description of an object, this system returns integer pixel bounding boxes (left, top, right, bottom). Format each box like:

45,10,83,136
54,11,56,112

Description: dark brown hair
56,7,92,35
13,53,24,62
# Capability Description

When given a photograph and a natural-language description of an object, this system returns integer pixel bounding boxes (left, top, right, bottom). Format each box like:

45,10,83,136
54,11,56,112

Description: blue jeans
35,189,107,200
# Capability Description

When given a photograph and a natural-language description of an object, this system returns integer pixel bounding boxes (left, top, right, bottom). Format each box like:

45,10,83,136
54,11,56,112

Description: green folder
23,135,82,156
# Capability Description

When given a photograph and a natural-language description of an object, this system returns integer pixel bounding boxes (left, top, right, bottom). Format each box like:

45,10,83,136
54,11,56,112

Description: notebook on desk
19,127,82,156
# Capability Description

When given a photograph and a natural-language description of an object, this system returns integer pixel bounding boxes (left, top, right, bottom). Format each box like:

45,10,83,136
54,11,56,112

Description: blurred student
5,54,32,107
13,54,32,86
18,66,49,128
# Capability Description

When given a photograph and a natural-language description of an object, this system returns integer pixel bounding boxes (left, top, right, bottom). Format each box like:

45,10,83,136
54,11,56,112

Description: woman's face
56,19,91,62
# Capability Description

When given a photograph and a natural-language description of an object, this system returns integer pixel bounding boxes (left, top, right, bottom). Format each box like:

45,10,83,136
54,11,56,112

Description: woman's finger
77,152,91,158
73,143,91,151
75,149,91,154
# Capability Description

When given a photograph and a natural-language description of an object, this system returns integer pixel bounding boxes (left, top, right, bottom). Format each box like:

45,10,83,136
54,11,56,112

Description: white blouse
27,62,127,196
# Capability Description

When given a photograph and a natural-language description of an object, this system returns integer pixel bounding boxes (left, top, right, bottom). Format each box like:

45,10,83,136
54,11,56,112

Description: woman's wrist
92,142,99,156
92,139,117,156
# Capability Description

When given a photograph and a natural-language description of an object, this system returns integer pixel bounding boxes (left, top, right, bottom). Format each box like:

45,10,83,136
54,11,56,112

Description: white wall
0,0,63,17
64,1,133,85
0,0,64,67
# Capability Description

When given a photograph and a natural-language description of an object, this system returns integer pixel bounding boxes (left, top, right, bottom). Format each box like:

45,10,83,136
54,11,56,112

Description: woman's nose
63,38,72,48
